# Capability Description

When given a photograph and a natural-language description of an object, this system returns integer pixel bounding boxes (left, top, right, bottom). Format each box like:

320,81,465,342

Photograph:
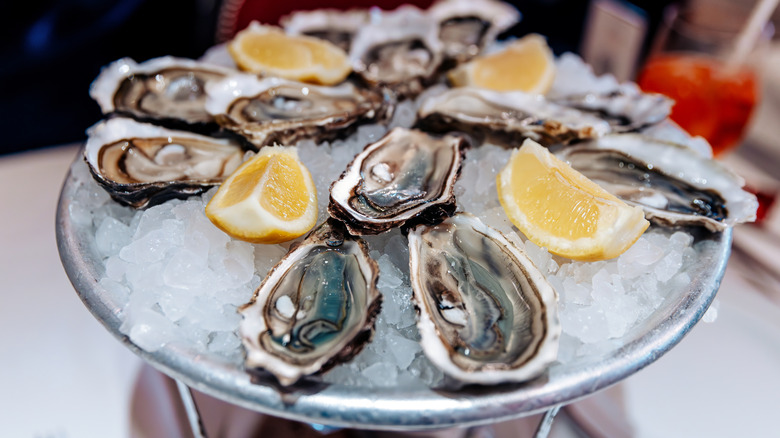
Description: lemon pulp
449,34,555,94
206,146,317,244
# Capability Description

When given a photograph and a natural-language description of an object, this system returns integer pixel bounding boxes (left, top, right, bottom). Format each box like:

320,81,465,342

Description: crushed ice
70,54,707,388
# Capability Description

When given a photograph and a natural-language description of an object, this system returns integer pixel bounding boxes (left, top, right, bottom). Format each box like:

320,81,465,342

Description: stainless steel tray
56,153,730,431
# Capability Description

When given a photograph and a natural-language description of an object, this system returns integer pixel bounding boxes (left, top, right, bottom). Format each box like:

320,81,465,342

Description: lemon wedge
228,22,351,85
448,34,555,93
205,145,318,244
497,139,649,261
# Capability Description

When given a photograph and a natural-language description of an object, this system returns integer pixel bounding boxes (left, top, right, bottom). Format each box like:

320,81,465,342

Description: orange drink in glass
635,2,769,156
637,54,758,156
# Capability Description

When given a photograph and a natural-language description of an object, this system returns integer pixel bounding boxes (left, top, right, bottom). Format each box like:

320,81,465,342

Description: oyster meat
84,118,245,208
205,75,387,148
280,8,369,51
428,0,520,63
556,134,758,231
350,6,444,98
90,56,236,130
239,220,381,386
416,87,611,146
408,213,560,384
329,127,468,235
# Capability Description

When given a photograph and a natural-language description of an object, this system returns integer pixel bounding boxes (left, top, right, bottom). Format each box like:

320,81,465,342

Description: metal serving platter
56,153,730,431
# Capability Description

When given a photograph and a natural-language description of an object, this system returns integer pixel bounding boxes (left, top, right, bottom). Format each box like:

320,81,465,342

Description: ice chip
99,277,130,309
386,334,421,369
208,331,242,355
561,276,591,305
618,237,664,279
188,299,242,332
104,256,129,281
123,308,182,352
134,202,176,237
95,216,132,257
163,248,208,289
670,230,694,249
158,287,196,322
384,234,410,275
655,248,683,282
361,362,399,387
121,226,179,264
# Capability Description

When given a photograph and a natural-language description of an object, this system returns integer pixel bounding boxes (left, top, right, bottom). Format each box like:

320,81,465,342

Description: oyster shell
350,6,444,98
329,127,468,235
428,0,521,64
84,118,244,208
280,8,369,51
239,219,381,386
552,90,673,133
556,134,758,231
205,75,387,148
90,56,236,130
408,213,560,384
416,87,611,146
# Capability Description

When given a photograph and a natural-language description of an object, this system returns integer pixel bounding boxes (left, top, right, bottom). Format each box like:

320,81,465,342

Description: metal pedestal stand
172,378,561,438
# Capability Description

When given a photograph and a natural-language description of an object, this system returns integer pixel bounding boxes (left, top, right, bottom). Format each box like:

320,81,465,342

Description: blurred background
0,0,709,155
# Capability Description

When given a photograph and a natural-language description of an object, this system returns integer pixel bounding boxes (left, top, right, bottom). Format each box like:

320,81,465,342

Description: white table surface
0,145,141,437
2,141,779,437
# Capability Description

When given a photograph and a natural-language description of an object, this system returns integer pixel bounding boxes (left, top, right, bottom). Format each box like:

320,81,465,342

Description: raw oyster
428,0,520,64
552,90,673,133
350,6,444,98
280,8,369,51
84,118,244,208
408,213,560,384
239,219,381,386
205,75,387,148
329,127,468,235
556,134,758,231
90,56,236,130
416,87,611,146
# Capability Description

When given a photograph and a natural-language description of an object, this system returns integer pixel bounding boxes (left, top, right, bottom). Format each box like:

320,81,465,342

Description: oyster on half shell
90,57,236,130
280,8,369,51
239,219,381,386
84,118,245,208
416,87,611,146
556,134,758,231
205,75,388,148
428,0,521,64
329,127,468,235
350,6,444,98
552,90,673,134
408,213,560,384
